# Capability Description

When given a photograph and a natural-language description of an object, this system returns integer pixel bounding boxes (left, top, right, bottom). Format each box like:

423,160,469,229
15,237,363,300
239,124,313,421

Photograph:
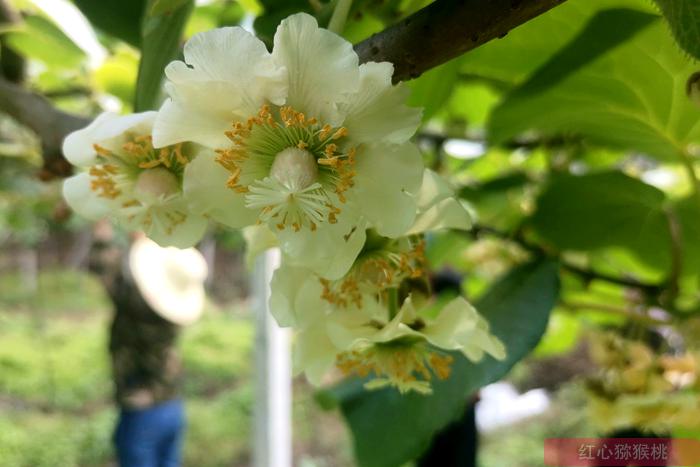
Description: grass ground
0,268,353,467
0,268,611,467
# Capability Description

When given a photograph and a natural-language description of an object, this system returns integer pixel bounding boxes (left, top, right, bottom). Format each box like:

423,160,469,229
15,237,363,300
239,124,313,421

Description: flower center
134,167,180,199
336,342,454,394
269,147,318,191
89,135,190,202
215,104,356,232
319,237,426,308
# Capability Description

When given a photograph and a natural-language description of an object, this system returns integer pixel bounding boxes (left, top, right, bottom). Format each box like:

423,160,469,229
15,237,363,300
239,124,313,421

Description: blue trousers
114,399,185,467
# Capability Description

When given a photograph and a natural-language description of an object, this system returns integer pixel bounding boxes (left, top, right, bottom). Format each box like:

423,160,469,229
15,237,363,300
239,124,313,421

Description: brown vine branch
355,0,568,81
0,0,569,178
470,224,665,295
0,77,89,179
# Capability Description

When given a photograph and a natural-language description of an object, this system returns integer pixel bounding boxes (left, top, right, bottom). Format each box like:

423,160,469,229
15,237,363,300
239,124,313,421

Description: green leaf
94,48,139,105
149,0,190,16
408,57,462,121
73,0,146,48
534,310,582,357
134,0,194,111
254,0,313,45
672,195,700,276
3,15,85,69
323,259,559,467
461,0,655,85
489,10,700,161
531,171,672,269
653,0,700,60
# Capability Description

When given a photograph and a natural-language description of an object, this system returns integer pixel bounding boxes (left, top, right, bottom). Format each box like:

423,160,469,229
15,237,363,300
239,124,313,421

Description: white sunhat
128,236,208,326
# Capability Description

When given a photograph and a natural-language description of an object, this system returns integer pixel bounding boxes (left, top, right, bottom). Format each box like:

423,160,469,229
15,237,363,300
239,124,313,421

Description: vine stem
679,148,700,206
328,0,353,35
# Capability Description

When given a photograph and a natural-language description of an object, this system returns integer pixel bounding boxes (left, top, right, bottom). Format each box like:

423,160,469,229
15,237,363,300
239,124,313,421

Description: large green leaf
653,0,700,61
531,171,672,269
461,0,654,85
322,259,559,467
73,0,146,48
489,10,700,161
134,0,194,111
3,15,85,69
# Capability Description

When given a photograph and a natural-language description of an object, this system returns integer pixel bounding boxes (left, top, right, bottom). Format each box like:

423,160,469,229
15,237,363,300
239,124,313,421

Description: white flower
152,13,423,279
62,112,207,248
270,259,505,392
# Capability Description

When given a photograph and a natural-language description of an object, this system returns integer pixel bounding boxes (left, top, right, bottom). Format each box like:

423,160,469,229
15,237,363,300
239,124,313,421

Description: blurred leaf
461,0,654,85
653,0,700,60
424,230,471,270
673,195,700,276
445,82,501,128
408,57,461,121
3,15,85,69
134,0,194,111
94,48,139,105
489,12,700,161
73,0,146,48
149,0,190,16
322,259,559,467
534,310,582,357
531,171,672,269
254,0,313,45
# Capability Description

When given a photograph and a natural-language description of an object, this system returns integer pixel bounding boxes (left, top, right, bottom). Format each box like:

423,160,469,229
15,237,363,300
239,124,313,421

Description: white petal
152,98,232,149
422,296,479,350
293,323,337,385
242,225,278,267
270,265,304,327
341,62,421,144
325,297,385,349
63,112,156,166
182,152,258,228
62,172,114,219
408,198,472,235
155,27,287,148
407,170,472,234
278,216,367,280
272,13,359,124
144,211,208,249
352,142,423,237
178,27,286,112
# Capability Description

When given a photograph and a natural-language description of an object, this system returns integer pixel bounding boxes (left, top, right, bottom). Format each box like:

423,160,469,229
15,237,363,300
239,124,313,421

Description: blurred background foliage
0,0,699,466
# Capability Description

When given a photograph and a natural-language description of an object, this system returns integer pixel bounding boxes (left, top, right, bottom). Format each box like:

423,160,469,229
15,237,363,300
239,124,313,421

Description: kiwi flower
152,13,423,279
62,112,207,247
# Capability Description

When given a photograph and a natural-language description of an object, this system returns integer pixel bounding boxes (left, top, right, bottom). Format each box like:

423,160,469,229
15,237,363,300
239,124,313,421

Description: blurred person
92,230,207,467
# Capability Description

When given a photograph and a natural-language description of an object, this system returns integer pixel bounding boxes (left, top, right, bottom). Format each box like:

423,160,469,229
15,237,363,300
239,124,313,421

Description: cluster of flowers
62,13,505,393
586,332,700,432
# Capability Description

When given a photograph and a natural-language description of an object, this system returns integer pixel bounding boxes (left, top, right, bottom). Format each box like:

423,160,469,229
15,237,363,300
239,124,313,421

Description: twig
354,0,568,82
470,223,664,294
0,77,89,179
560,301,670,326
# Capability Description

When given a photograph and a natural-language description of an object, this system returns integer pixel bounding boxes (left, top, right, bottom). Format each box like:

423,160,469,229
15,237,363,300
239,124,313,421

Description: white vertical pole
253,248,292,467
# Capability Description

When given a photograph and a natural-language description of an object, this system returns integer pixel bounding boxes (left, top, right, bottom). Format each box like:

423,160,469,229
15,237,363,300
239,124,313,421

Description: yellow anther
173,144,188,165
319,124,333,139
332,127,348,139
297,140,309,150
93,144,112,157
324,144,337,156
138,159,162,169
